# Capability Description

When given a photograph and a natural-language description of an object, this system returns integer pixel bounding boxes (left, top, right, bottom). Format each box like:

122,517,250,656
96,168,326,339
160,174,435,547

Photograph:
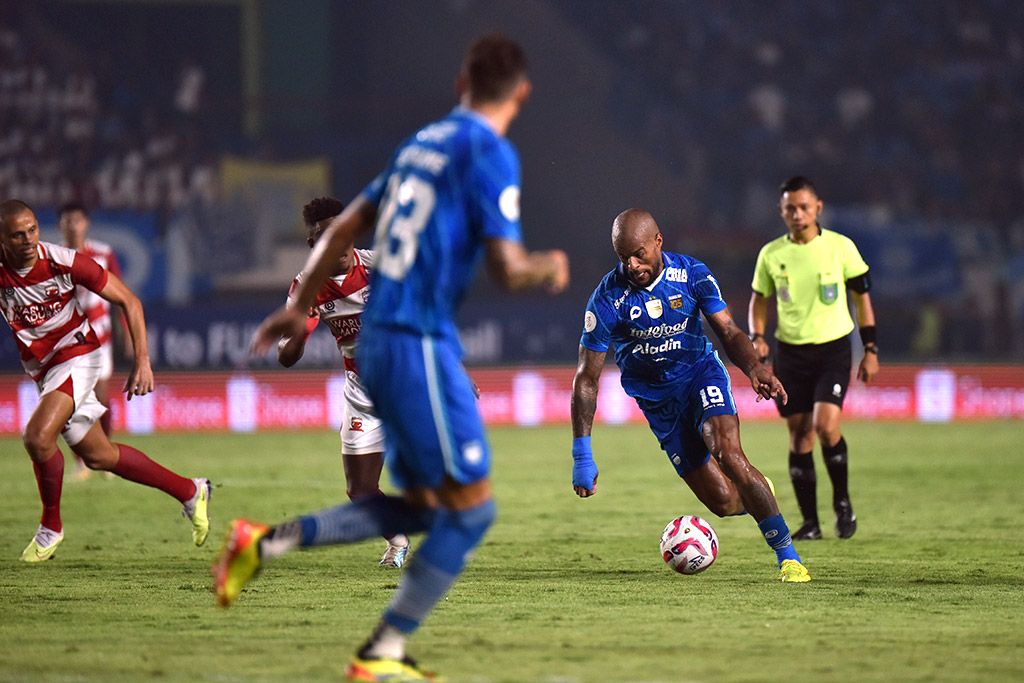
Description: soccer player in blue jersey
570,208,811,583
217,34,569,681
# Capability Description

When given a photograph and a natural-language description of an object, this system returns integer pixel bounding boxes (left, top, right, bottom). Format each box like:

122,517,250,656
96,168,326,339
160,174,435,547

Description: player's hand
572,436,599,498
123,359,155,401
573,465,598,498
545,249,570,294
751,336,770,363
251,305,308,356
857,351,879,383
749,364,787,405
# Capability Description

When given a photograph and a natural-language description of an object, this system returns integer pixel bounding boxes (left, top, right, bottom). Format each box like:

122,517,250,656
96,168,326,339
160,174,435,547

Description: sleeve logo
498,185,521,222
584,310,597,333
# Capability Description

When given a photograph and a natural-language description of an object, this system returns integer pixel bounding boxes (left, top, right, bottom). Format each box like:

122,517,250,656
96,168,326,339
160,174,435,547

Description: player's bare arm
570,344,604,497
276,332,307,368
484,238,569,293
276,306,315,368
747,291,771,361
851,290,879,383
252,197,377,354
98,272,153,400
706,308,787,404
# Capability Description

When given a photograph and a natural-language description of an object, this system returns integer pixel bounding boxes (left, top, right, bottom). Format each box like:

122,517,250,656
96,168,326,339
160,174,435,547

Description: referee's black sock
822,436,850,507
788,451,818,524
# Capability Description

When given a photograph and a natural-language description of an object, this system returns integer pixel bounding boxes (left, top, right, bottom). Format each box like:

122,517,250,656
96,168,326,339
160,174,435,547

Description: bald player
570,208,810,583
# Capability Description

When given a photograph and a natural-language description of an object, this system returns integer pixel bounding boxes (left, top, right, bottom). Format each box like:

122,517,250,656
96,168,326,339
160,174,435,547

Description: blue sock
297,496,435,547
758,513,801,564
383,499,496,634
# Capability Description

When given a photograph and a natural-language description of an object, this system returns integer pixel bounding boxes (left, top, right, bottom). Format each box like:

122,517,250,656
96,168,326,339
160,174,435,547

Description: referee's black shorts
773,334,852,417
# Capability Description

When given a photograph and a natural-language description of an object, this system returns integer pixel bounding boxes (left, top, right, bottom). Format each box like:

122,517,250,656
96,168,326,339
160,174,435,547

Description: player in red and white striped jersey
277,197,410,568
59,203,128,479
0,200,212,562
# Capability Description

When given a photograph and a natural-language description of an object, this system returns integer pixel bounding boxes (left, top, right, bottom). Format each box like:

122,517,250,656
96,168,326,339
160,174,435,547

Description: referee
748,176,878,540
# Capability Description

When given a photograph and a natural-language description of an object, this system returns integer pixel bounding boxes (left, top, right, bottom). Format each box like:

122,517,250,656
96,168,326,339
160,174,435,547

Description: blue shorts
635,352,737,478
358,327,490,490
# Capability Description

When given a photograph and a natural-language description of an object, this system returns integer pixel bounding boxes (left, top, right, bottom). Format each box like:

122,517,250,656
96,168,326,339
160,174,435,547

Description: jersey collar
452,106,497,134
642,255,668,292
786,224,823,244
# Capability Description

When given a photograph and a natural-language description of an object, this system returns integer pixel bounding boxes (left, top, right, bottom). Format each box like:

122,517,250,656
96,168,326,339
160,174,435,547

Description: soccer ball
660,515,718,575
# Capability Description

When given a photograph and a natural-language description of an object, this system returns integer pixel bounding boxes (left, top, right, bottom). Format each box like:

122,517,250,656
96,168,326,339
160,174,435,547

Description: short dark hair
462,33,528,104
301,197,345,247
59,201,89,218
779,176,818,196
301,197,344,227
0,199,33,227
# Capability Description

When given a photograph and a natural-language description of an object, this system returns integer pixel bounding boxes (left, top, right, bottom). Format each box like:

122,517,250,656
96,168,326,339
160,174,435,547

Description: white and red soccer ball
660,515,718,575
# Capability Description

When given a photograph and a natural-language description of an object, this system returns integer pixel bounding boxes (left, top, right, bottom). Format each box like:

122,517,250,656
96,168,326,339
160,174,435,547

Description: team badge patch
349,417,364,432
820,283,839,305
669,295,683,310
584,310,597,333
645,298,663,319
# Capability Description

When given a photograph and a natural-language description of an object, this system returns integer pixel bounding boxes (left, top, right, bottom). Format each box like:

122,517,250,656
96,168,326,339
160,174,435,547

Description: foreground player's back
361,107,522,339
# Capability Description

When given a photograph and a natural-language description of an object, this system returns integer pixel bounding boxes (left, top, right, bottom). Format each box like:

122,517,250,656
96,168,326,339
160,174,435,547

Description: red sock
32,450,64,532
111,443,196,503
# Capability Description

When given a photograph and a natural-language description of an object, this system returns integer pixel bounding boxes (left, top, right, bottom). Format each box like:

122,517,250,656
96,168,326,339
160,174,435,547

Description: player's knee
77,443,118,470
790,426,814,448
814,422,840,445
22,428,56,459
715,446,749,474
446,497,497,533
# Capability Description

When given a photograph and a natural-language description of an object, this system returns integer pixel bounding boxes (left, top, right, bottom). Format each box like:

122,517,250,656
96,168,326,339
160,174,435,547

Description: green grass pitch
1,422,1022,682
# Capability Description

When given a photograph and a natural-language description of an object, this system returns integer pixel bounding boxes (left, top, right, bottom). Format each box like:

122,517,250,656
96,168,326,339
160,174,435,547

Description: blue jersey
360,107,523,343
580,251,728,401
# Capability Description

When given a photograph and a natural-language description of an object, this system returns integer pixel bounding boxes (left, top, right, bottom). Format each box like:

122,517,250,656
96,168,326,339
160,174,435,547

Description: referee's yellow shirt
751,227,869,345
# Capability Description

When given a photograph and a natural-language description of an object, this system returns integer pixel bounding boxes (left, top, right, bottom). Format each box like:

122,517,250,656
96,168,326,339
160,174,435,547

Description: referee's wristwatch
749,332,765,342
863,344,879,355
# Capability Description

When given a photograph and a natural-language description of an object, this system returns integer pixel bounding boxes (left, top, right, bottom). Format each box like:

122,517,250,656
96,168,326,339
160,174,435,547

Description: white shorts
97,341,114,381
341,371,385,456
37,348,108,447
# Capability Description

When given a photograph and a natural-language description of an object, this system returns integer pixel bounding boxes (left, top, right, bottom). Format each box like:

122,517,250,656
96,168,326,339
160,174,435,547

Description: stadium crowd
2,1,1023,357
0,22,216,213
564,0,1024,355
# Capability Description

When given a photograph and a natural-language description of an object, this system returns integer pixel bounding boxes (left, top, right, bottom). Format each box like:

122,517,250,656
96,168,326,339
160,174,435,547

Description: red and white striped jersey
288,249,374,374
0,241,108,381
74,239,122,347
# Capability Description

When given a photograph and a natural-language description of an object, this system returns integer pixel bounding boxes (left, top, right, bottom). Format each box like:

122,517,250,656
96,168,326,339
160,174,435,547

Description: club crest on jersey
820,283,839,305
669,295,683,309
45,286,59,297
630,305,642,320
349,417,364,432
645,299,663,319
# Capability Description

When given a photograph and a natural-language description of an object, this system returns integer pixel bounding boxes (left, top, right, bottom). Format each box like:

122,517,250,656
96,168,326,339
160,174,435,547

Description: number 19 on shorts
700,385,725,409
